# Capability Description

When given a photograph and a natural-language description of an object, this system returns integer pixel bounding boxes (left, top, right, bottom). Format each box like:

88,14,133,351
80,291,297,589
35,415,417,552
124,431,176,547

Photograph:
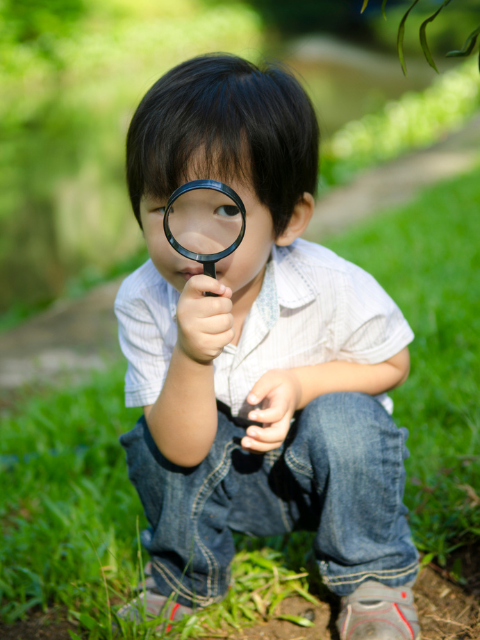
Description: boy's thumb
247,377,270,405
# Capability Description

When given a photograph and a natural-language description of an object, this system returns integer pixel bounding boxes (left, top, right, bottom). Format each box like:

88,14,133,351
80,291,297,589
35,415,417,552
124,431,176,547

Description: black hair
126,53,319,237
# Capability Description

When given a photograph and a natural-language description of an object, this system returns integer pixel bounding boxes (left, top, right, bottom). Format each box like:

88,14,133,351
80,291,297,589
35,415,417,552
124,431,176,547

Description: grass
1,162,480,637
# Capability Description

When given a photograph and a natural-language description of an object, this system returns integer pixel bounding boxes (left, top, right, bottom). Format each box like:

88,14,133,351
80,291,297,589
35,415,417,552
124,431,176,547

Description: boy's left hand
242,369,302,453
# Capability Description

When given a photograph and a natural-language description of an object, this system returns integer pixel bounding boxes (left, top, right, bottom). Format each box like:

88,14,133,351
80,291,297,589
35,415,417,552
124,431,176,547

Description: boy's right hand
176,275,234,364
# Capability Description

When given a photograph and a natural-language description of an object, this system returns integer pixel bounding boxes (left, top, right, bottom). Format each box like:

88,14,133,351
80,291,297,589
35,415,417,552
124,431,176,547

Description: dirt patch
2,549,479,640
0,606,78,640
217,563,480,640
415,564,480,640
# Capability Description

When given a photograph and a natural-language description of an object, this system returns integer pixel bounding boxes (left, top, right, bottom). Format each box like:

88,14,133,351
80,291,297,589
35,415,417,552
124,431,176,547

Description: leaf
293,585,318,606
420,552,435,566
238,603,257,622
382,0,388,20
419,0,453,73
397,0,421,76
446,25,480,57
68,632,83,640
361,0,369,13
78,613,98,631
252,593,267,618
5,596,43,622
180,614,199,640
41,494,70,527
276,614,315,627
268,588,295,616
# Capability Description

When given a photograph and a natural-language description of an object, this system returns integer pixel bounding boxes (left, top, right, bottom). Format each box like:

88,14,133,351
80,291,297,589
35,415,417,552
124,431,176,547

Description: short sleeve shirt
114,239,414,416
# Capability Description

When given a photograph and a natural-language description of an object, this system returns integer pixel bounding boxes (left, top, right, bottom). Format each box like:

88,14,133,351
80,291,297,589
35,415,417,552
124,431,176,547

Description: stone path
1,115,479,391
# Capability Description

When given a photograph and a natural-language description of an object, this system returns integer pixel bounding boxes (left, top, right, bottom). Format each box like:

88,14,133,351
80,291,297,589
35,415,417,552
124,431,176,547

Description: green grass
1,163,480,636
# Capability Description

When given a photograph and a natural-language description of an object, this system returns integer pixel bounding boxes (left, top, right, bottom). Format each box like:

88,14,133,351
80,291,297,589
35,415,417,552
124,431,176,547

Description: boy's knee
293,392,405,471
302,392,395,435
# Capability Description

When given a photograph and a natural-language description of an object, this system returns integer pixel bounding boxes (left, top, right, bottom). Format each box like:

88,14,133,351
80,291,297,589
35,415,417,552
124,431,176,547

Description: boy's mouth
179,267,205,281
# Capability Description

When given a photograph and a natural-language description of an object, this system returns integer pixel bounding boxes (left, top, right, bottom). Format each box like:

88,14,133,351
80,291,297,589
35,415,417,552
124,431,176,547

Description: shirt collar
165,240,316,323
271,242,317,309
253,258,279,331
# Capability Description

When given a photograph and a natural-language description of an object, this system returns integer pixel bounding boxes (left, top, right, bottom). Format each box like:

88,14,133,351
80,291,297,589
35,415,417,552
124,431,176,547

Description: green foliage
0,0,262,311
321,58,480,187
0,0,86,46
0,369,140,625
362,0,480,74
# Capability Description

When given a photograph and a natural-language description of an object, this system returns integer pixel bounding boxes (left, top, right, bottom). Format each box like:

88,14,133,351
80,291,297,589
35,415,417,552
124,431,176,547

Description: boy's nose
175,230,225,255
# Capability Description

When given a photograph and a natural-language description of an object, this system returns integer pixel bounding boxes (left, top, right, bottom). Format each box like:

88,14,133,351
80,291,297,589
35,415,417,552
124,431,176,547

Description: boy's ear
275,192,314,246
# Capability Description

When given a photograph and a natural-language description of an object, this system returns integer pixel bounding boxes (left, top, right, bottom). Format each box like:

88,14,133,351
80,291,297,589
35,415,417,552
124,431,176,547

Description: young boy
115,53,420,640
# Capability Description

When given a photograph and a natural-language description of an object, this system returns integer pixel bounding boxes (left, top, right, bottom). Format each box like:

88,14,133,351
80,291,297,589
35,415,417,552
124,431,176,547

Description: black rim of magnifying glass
163,179,246,263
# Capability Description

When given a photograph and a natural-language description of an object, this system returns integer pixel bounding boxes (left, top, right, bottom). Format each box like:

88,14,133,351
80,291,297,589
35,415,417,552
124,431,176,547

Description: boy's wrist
173,341,215,368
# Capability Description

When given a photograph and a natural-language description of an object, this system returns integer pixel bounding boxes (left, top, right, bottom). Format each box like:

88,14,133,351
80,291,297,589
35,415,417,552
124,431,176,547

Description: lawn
1,163,479,638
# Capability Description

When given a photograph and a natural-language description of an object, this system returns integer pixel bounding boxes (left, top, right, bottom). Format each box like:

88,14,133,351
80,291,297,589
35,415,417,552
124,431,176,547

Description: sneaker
337,580,420,640
114,562,193,633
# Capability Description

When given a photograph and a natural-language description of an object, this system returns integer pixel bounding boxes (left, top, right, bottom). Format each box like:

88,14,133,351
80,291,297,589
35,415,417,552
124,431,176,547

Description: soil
1,546,478,640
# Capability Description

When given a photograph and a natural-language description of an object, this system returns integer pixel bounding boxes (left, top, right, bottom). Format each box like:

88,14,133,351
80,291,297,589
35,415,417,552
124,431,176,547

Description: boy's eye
153,206,166,215
215,205,240,218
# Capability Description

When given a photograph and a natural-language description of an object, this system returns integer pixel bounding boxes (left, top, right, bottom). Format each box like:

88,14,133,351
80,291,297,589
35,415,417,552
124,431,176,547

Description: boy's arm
144,275,234,467
241,347,410,453
294,346,410,409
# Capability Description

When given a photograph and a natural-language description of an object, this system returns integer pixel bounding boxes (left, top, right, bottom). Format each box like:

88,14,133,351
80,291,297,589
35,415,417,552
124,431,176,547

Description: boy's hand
176,275,234,364
242,369,302,453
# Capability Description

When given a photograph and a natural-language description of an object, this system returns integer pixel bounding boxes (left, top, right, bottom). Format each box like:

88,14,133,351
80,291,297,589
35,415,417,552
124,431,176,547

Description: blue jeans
119,392,418,607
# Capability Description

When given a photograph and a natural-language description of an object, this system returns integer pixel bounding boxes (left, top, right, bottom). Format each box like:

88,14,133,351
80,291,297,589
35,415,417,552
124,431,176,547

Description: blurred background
0,0,478,323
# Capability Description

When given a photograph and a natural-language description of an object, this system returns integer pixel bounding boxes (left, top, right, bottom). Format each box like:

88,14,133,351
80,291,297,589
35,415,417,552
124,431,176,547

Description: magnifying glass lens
165,188,242,256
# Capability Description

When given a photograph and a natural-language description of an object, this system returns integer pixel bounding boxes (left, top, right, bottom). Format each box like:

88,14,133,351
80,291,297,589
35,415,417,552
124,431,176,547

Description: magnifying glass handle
203,262,218,297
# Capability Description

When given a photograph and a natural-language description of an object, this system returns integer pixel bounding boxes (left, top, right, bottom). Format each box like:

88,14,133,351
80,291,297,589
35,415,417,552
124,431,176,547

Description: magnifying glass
163,179,246,295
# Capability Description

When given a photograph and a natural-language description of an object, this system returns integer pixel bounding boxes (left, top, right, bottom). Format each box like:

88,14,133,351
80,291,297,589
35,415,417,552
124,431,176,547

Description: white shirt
114,239,414,416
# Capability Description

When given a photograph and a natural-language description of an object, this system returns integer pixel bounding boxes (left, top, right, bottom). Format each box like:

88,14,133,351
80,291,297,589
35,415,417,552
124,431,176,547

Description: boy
115,53,420,640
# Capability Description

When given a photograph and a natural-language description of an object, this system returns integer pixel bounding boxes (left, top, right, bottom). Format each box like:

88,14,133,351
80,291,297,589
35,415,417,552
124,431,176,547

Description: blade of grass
268,588,295,616
276,614,315,627
292,584,319,606
85,532,112,638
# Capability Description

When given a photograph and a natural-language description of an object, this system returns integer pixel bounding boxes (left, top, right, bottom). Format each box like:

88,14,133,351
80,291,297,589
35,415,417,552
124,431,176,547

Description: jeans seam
322,560,419,586
152,558,214,605
190,440,237,602
150,440,236,606
285,449,313,478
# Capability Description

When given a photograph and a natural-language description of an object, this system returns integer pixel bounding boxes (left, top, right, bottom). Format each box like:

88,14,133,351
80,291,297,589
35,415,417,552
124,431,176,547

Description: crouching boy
115,53,420,640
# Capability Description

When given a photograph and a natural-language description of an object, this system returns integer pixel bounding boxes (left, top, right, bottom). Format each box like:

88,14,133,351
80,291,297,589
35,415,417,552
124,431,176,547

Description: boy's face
140,177,276,303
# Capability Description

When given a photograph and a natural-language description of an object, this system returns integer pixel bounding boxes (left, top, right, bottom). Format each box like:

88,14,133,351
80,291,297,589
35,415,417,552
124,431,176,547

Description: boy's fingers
247,372,282,406
245,421,288,444
201,314,234,335
241,436,283,453
247,403,286,424
186,275,229,298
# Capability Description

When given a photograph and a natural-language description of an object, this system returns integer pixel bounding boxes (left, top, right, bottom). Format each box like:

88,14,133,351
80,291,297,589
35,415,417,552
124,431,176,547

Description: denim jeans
119,392,418,606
